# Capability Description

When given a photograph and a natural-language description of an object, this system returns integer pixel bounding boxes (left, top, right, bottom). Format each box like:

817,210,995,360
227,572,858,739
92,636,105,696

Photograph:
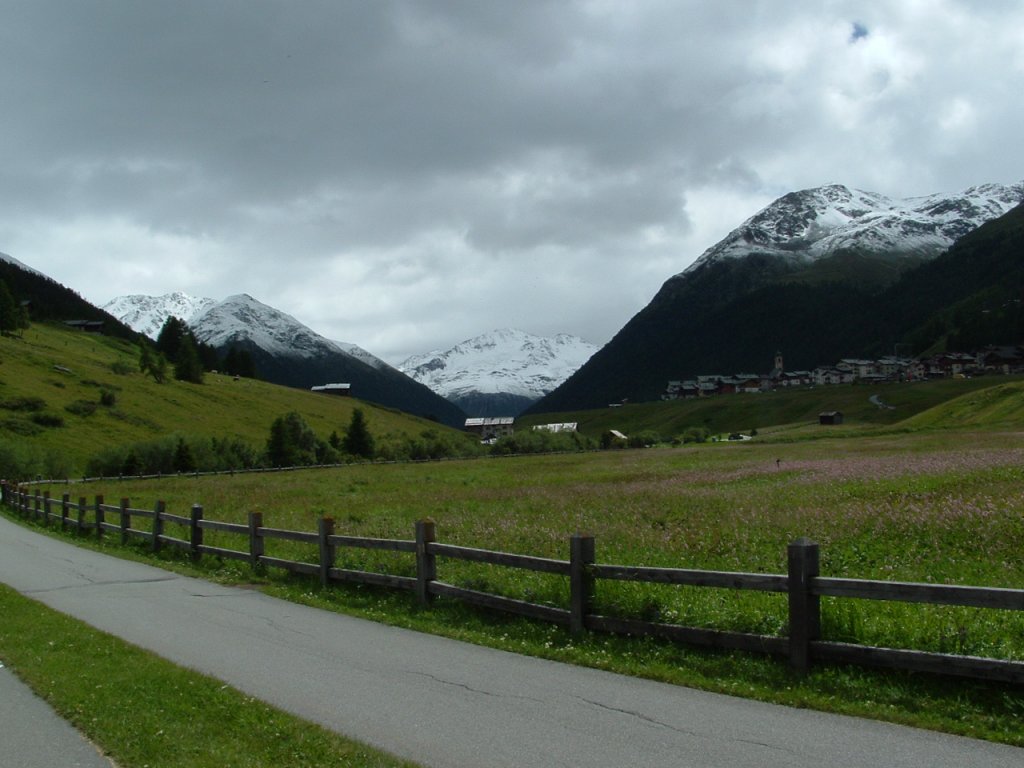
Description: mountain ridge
529,181,1024,413
399,328,597,411
104,292,465,426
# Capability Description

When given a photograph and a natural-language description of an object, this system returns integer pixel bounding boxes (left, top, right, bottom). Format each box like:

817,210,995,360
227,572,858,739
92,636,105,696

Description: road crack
574,696,797,755
405,670,545,704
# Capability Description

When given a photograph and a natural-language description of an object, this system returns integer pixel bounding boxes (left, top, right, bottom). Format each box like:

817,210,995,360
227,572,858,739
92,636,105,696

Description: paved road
1,514,1021,768
0,664,115,767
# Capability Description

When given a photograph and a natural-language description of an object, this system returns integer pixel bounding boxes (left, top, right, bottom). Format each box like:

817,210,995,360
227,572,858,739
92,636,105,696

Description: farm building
311,383,351,396
819,411,844,425
533,422,578,433
465,417,515,440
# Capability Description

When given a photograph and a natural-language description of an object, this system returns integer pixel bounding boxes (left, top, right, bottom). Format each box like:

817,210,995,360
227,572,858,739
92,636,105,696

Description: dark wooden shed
819,411,844,425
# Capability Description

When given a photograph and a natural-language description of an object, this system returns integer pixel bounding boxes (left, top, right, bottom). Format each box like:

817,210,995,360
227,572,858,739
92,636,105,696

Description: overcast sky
2,1,1023,363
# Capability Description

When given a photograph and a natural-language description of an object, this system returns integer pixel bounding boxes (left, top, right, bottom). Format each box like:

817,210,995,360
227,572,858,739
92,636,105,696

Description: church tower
772,350,784,378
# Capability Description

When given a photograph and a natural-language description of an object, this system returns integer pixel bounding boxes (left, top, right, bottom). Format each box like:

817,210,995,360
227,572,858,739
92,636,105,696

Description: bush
628,430,661,449
0,443,71,481
266,412,319,467
30,412,65,428
377,429,485,462
85,434,261,478
679,426,710,444
100,389,117,407
491,429,595,456
0,396,46,412
0,417,42,436
65,400,98,417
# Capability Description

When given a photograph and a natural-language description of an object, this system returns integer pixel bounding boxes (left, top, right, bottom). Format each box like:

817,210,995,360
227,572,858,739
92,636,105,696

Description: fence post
61,493,71,531
415,519,436,608
120,498,130,544
152,500,165,553
570,533,596,636
189,504,204,563
787,538,820,673
95,495,105,541
318,517,335,588
248,512,264,570
0,480,6,506
77,496,87,532
40,491,48,525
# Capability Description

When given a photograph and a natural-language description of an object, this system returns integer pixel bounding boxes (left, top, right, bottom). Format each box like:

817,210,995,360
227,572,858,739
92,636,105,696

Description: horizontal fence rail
2,480,1022,685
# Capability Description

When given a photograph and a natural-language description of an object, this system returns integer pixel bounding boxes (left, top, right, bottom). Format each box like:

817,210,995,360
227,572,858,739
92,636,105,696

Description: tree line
139,316,256,385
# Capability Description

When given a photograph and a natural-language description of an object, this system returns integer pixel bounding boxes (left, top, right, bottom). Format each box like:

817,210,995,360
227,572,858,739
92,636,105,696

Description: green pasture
0,323,457,475
518,375,1024,439
6,323,1024,743
37,427,1024,668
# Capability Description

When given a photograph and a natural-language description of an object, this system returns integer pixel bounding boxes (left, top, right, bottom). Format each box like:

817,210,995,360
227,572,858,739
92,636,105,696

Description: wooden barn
818,411,844,425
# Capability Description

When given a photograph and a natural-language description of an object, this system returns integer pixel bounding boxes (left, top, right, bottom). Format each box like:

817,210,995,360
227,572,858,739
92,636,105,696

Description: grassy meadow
56,429,1024,658
5,323,1024,744
0,323,463,476
23,423,1024,744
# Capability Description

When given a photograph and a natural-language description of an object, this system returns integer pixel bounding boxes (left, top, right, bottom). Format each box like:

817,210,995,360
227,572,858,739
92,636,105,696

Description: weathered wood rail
3,481,1022,684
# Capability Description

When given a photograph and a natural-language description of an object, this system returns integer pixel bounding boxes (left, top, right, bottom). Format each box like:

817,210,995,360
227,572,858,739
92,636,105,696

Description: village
662,346,1024,401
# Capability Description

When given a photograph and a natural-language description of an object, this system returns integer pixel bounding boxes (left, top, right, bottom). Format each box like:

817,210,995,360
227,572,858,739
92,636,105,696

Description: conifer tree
139,344,168,383
266,411,319,467
174,335,204,384
0,279,26,335
341,408,375,459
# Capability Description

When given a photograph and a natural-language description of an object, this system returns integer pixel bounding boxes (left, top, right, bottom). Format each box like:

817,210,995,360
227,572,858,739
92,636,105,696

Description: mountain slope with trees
531,188,1024,413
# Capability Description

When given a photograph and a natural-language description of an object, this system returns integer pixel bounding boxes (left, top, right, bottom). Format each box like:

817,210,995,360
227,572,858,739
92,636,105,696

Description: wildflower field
63,427,1024,663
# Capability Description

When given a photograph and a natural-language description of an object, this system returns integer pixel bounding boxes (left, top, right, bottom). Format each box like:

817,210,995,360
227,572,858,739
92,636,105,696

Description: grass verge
0,584,418,768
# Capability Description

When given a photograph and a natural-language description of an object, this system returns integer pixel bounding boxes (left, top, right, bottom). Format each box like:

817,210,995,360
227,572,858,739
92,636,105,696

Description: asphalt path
1,514,1021,768
0,664,115,767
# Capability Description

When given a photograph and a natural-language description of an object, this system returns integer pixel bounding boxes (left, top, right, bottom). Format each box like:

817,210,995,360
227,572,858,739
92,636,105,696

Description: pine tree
155,316,187,362
0,279,20,335
266,412,319,467
173,438,196,473
174,335,204,384
139,344,169,383
341,408,375,459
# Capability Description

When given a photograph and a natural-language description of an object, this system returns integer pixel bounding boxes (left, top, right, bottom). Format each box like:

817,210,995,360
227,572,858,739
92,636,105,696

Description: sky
2,1,1023,364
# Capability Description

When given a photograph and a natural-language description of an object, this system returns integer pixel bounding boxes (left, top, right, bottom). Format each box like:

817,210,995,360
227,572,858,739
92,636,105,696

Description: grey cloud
0,1,1022,362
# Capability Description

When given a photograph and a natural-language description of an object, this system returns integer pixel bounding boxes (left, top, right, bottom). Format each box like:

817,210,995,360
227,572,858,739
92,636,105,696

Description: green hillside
0,323,464,477
518,376,1024,439
531,203,1024,414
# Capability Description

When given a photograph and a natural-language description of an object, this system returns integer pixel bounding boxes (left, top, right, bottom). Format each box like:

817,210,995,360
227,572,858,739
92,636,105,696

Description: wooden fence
3,480,1022,685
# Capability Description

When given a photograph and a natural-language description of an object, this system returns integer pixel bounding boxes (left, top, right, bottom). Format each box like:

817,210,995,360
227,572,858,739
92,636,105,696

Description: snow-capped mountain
682,182,1024,276
104,292,390,369
533,181,1024,413
400,329,597,414
186,294,342,358
334,341,393,371
105,291,465,425
102,292,217,339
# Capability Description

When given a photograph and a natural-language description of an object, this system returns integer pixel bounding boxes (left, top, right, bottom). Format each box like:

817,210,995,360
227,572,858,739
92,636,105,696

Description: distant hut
311,383,352,396
818,411,844,425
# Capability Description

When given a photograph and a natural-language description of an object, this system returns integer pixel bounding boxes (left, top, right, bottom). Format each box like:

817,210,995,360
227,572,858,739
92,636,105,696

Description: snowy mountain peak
186,294,340,359
399,328,598,400
683,181,1024,275
101,292,217,339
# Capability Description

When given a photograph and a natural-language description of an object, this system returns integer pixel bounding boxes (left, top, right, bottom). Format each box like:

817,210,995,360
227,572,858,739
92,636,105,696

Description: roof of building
533,422,578,433
465,417,515,427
